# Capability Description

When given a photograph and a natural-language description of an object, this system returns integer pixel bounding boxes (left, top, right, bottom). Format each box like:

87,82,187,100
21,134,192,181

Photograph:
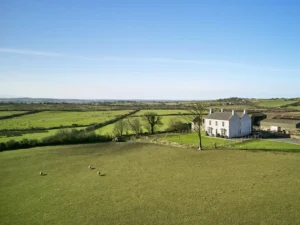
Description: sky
0,0,300,100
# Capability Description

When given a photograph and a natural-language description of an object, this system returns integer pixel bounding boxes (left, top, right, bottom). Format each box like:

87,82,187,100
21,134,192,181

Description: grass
161,133,300,151
0,128,86,143
0,111,28,117
96,115,188,135
161,132,233,148
254,99,298,108
0,110,132,130
1,143,300,225
288,106,300,110
133,109,189,116
233,139,300,151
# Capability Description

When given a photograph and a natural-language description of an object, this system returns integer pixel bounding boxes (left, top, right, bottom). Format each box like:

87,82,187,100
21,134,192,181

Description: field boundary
0,110,42,120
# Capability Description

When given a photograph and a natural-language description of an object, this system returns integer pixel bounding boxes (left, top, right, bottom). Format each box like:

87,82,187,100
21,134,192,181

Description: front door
215,129,218,136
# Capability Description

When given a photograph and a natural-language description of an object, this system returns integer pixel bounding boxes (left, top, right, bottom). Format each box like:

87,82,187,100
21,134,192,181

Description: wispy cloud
0,48,63,57
1,47,299,72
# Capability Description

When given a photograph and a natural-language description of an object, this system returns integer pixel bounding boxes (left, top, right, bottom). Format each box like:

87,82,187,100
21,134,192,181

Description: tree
143,112,163,134
167,118,190,132
112,119,128,137
186,103,206,150
127,118,142,136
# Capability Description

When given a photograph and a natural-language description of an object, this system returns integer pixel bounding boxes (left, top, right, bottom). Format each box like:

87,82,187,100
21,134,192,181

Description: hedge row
0,129,111,151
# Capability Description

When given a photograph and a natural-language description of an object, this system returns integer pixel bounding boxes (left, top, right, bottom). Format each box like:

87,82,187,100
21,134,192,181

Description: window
221,129,226,136
222,122,225,127
208,127,213,134
209,120,211,125
215,121,218,126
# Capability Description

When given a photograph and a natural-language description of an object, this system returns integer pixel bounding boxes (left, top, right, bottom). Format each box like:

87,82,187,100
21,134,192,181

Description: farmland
161,133,300,151
0,110,132,130
96,115,188,135
253,99,298,108
133,109,190,116
0,128,86,143
1,142,300,225
0,111,28,117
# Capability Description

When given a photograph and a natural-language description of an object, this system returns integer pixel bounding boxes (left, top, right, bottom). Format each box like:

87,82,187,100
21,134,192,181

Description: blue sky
0,0,299,99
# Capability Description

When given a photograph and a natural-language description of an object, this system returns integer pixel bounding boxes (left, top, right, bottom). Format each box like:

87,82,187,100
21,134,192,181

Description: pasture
0,128,86,143
161,133,300,151
133,109,190,116
0,110,132,130
253,99,297,108
0,111,28,117
1,143,300,225
96,115,188,135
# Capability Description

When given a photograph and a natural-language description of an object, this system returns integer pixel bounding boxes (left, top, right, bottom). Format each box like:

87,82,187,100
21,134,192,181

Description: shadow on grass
100,174,106,176
41,174,47,176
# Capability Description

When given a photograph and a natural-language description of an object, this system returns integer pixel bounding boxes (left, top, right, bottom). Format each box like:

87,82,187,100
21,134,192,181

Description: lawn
0,111,28,117
1,143,300,225
161,132,233,148
0,110,132,130
161,133,300,151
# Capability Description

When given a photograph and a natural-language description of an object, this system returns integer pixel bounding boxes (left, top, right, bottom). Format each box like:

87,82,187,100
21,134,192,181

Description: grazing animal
97,171,101,176
88,165,91,169
40,171,43,175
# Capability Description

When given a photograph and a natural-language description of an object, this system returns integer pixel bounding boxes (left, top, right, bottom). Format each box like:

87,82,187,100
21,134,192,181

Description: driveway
268,138,300,145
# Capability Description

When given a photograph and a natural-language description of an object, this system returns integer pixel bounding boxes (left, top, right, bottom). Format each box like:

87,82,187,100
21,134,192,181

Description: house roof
206,112,234,121
260,119,300,125
205,111,249,121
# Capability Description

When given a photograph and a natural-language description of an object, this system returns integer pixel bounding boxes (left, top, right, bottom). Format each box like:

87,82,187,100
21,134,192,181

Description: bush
0,142,7,151
167,119,191,132
2,129,112,151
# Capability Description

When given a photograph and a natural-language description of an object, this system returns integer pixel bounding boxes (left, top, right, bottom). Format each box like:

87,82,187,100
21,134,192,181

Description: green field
232,139,300,151
0,110,132,130
133,109,189,116
288,106,300,110
161,132,234,148
96,115,188,135
0,111,28,117
1,143,300,225
254,99,297,108
0,128,87,143
161,133,300,151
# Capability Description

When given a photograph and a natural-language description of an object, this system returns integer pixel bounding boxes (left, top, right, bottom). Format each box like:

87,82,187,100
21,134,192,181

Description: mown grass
0,110,132,130
1,143,300,225
161,133,300,151
0,111,28,117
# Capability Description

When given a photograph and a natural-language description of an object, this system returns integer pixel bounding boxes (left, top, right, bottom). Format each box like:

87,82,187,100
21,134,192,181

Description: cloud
1,47,299,72
0,48,63,57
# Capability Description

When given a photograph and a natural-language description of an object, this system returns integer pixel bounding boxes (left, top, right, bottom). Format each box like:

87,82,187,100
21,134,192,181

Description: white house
204,109,252,138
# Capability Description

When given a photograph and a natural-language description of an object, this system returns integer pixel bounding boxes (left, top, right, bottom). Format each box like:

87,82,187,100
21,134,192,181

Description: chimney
232,109,235,115
243,109,247,114
209,109,213,114
221,109,224,112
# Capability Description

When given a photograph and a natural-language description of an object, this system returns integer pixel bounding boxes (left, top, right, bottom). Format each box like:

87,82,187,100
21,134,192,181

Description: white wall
205,119,230,137
229,114,240,138
241,114,252,136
